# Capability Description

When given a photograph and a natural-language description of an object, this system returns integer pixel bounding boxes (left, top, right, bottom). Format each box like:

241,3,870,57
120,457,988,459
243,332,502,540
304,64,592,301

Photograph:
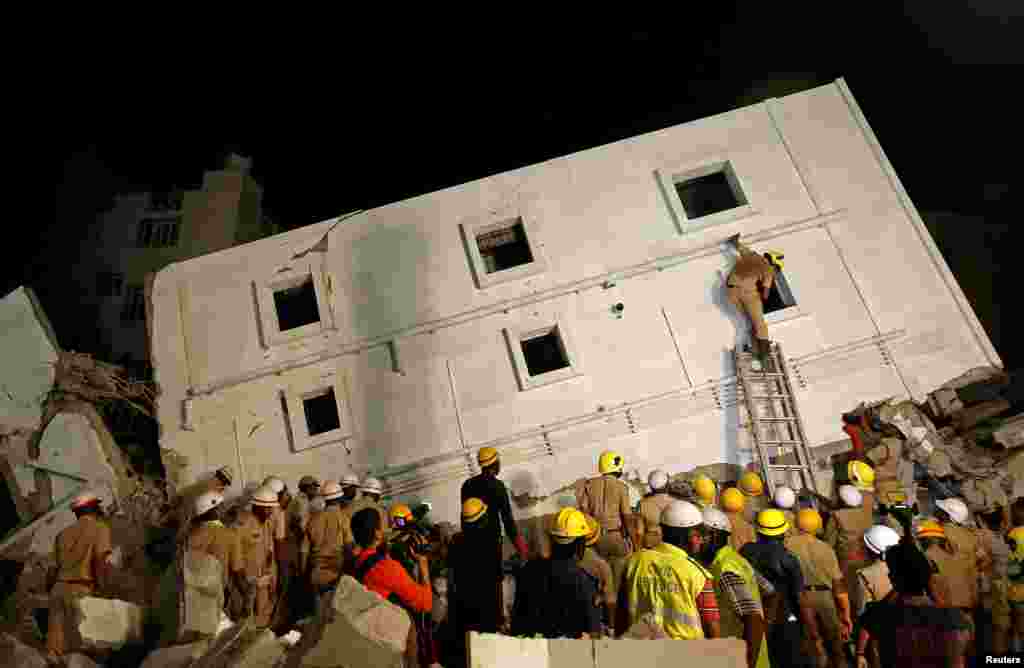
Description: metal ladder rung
745,394,793,400
759,440,804,445
749,417,799,423
743,372,786,379
768,464,810,471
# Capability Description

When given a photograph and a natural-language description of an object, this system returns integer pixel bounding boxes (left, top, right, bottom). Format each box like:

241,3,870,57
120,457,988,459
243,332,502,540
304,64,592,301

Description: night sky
37,9,1024,370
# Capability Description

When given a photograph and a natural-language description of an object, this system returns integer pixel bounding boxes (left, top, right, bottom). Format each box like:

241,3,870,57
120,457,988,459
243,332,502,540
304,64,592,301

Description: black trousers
769,620,814,668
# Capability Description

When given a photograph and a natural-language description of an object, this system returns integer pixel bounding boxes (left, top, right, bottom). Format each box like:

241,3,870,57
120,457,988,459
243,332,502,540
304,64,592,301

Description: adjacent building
149,80,1000,525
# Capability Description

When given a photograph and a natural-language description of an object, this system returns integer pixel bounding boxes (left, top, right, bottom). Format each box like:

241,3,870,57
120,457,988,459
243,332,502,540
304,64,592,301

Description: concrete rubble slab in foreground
73,596,145,651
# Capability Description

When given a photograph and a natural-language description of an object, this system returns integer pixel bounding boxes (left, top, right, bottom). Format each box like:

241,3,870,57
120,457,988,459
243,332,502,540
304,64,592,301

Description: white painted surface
0,287,60,430
34,413,118,503
151,80,998,526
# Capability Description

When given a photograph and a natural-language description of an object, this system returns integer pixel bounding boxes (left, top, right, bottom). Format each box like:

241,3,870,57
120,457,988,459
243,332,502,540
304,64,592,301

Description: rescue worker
340,473,361,508
739,472,769,525
581,515,616,635
236,484,285,628
304,481,349,597
724,233,784,363
460,447,529,631
353,477,389,536
286,475,319,624
721,486,757,553
917,520,976,645
616,500,720,640
935,496,990,660
773,485,797,539
512,508,602,639
847,461,877,513
742,509,819,668
161,466,234,532
186,491,244,582
854,524,901,668
45,494,113,662
447,498,500,666
785,508,852,668
577,450,638,592
289,475,320,563
698,506,770,668
350,507,433,667
976,507,1011,656
823,484,874,617
1007,526,1024,653
693,474,717,509
638,470,674,548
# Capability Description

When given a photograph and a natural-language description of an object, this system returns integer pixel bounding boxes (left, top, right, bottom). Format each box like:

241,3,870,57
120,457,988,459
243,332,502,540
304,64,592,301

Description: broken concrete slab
139,641,212,668
0,631,47,668
0,287,60,432
594,637,745,667
72,596,145,652
995,415,1024,451
469,633,551,668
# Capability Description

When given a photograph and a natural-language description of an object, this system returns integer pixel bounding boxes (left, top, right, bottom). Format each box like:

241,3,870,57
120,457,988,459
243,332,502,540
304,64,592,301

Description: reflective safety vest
710,545,771,668
624,542,709,640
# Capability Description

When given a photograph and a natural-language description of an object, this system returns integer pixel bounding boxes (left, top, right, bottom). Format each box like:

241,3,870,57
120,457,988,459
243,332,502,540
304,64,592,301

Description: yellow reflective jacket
710,545,771,668
624,542,709,639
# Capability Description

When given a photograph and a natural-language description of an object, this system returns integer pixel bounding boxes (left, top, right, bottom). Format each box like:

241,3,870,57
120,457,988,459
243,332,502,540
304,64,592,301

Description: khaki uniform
236,510,284,628
786,532,845,668
305,505,351,588
187,520,243,577
978,527,1011,629
823,504,873,616
577,475,633,590
637,493,673,548
926,542,978,610
726,511,757,553
580,546,616,611
856,560,893,668
726,243,775,341
865,438,911,505
47,515,112,657
287,493,314,572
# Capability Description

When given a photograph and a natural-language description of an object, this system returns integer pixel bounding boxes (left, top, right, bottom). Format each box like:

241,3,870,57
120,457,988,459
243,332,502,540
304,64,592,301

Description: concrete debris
994,415,1024,451
72,596,145,652
0,632,47,668
64,653,100,668
139,641,212,668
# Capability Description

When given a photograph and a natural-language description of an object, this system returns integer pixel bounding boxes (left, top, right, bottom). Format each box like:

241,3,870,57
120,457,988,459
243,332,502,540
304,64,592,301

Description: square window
521,328,570,376
763,269,797,315
303,388,341,435
477,219,534,274
273,276,321,332
674,169,746,219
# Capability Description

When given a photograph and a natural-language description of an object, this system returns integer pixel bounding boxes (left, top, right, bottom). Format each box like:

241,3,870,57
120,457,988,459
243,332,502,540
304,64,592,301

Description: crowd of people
39,445,1024,668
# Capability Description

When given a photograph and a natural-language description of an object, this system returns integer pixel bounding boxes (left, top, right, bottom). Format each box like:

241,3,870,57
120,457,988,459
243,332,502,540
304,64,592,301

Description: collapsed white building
149,79,1000,526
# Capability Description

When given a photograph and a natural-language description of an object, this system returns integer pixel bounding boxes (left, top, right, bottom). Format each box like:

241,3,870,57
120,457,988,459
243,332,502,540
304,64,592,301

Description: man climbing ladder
725,233,785,364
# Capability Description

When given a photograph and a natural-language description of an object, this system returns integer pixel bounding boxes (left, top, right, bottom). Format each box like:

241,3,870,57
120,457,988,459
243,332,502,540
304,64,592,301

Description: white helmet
660,500,704,529
251,485,280,508
648,470,669,492
935,498,970,526
863,525,901,556
362,477,384,494
702,506,732,533
341,473,361,488
773,486,796,510
320,481,344,501
839,485,863,508
194,491,224,517
262,477,285,494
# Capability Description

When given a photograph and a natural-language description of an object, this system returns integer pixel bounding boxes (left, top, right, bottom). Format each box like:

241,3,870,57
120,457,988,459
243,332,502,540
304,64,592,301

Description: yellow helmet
763,251,785,271
461,498,488,524
583,514,601,547
549,507,590,543
389,503,413,527
1009,527,1024,558
849,461,876,491
739,472,764,497
721,487,745,513
693,475,716,504
756,509,790,536
598,451,624,475
916,520,945,540
478,447,499,468
796,509,822,534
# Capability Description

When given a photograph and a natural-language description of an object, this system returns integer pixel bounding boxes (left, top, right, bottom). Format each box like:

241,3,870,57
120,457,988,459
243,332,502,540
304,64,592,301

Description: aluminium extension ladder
734,342,820,497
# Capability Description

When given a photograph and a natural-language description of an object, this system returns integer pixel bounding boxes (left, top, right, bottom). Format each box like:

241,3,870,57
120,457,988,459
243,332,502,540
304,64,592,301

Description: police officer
638,470,674,548
46,494,113,662
786,508,852,668
721,487,757,553
742,509,819,668
824,484,874,617
577,451,637,591
698,506,770,668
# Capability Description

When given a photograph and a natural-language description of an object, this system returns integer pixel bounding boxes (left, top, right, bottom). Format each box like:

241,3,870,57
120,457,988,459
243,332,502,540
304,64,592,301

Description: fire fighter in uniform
854,524,901,668
638,470,673,548
460,447,529,632
581,515,616,635
976,506,1011,656
721,486,757,553
160,466,234,534
724,233,785,364
739,472,769,525
285,475,319,624
935,496,992,654
774,486,798,540
336,473,362,561
917,520,977,650
577,451,639,592
786,508,852,668
45,494,113,663
349,477,389,554
236,484,286,628
305,481,350,597
823,482,875,618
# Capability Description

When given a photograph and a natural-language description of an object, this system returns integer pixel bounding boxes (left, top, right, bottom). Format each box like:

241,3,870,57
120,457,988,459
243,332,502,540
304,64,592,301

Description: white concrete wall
0,287,60,430
150,80,999,526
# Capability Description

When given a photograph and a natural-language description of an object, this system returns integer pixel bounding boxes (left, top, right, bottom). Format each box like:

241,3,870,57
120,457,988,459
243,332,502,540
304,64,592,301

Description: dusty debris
0,631,47,668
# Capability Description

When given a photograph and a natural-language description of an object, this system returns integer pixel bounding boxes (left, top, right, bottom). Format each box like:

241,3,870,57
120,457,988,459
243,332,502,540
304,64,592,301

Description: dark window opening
477,219,534,274
303,388,341,435
273,277,320,331
762,270,797,314
521,328,570,376
675,169,745,219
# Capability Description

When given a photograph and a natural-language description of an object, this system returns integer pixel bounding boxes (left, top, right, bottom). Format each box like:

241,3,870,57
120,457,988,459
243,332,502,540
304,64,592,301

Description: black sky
37,7,1024,367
